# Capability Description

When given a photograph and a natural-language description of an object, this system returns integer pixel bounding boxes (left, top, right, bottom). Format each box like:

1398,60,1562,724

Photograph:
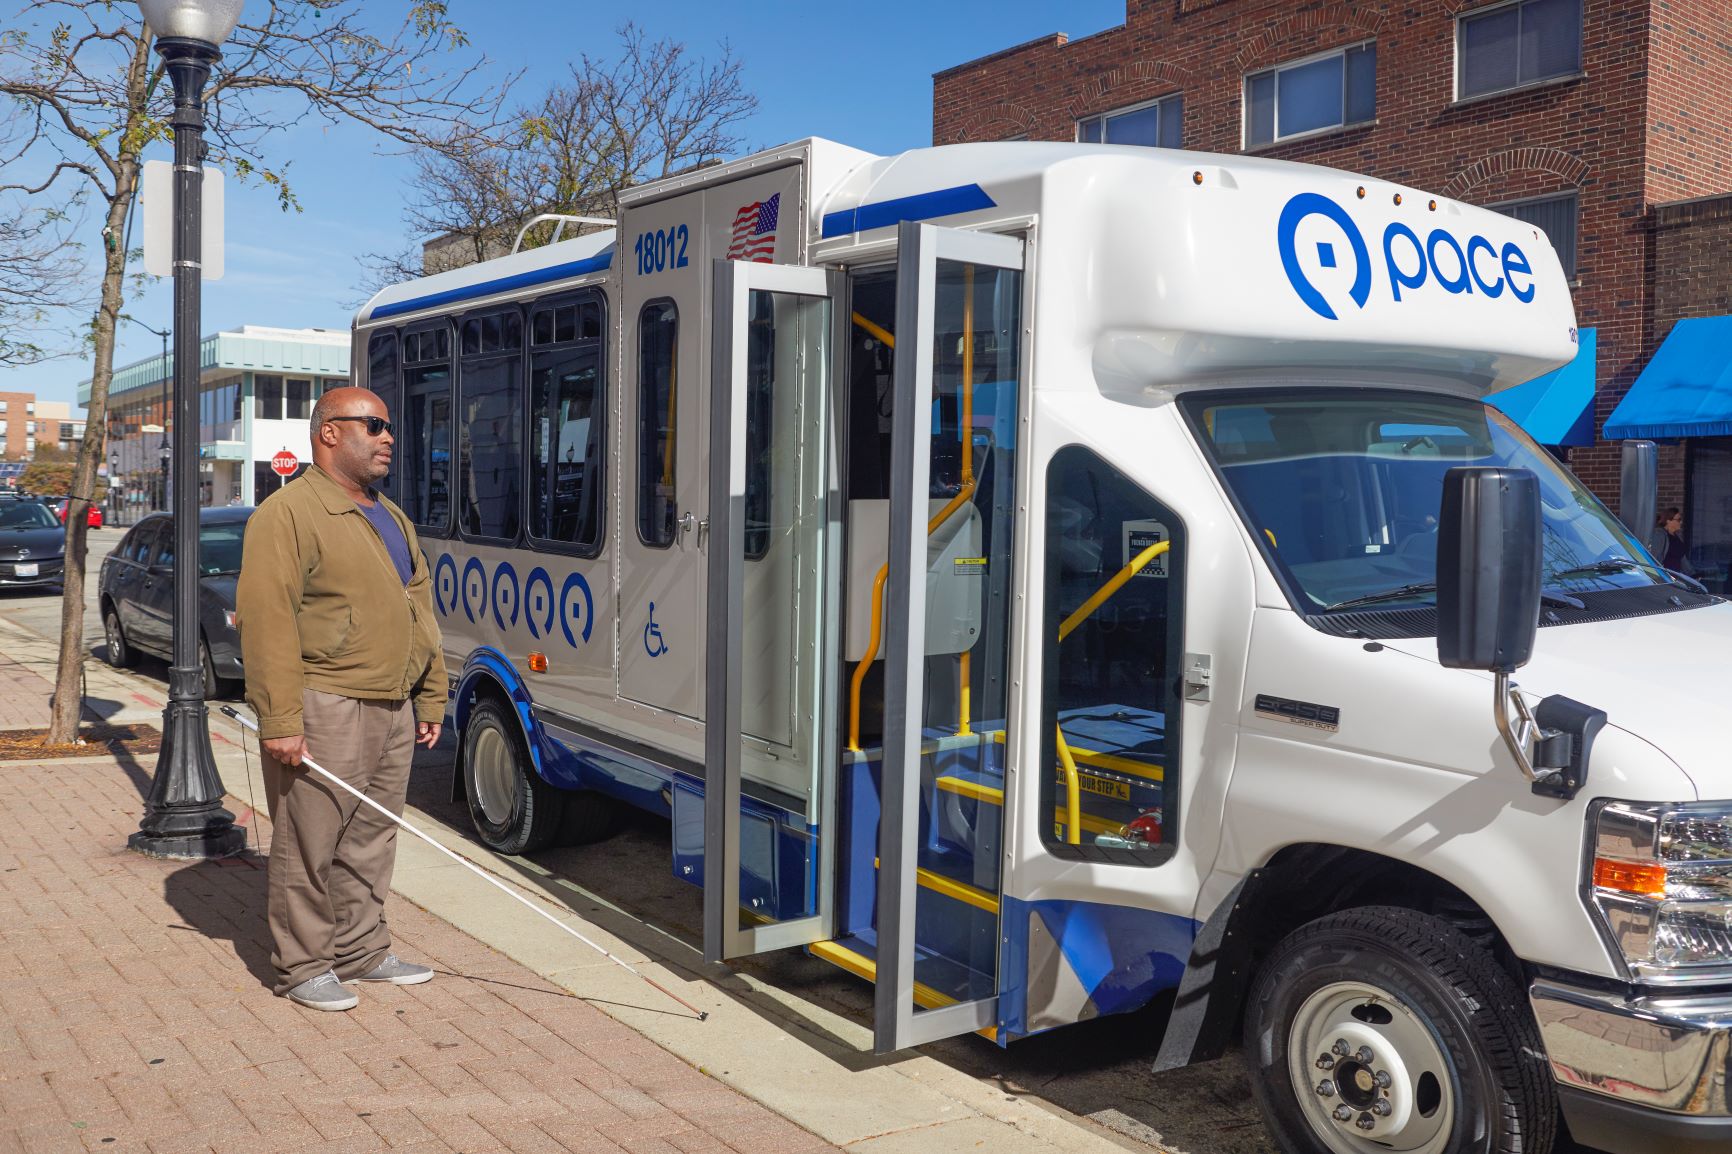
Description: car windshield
199,521,247,575
1187,388,1666,614
0,503,59,529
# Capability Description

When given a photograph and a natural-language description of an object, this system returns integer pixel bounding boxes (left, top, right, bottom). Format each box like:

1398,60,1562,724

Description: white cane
219,705,708,1021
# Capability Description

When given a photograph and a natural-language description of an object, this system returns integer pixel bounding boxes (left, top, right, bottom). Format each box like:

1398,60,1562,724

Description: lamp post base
130,668,245,861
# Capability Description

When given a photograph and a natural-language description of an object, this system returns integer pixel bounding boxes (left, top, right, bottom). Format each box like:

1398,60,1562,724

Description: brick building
934,0,1732,574
0,391,38,460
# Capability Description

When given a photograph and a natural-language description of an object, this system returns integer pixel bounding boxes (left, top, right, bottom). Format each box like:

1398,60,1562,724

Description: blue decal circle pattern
560,572,594,648
524,567,555,639
1278,192,1371,321
434,553,458,617
490,561,520,630
460,557,487,624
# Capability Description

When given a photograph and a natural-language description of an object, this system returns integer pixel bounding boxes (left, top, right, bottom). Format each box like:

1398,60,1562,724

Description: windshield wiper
1549,557,1668,581
1324,582,1437,611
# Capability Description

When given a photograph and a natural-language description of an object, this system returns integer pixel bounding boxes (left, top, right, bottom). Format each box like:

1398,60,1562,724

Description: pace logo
1277,191,1538,321
433,553,593,648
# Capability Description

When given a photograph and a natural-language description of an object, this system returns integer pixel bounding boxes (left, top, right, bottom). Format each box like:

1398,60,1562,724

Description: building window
1493,192,1578,279
637,300,679,548
1246,42,1376,148
255,374,283,420
285,378,311,421
1458,0,1582,100
1077,94,1183,148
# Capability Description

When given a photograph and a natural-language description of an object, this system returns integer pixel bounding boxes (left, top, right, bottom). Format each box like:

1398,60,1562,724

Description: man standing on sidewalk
236,386,447,1011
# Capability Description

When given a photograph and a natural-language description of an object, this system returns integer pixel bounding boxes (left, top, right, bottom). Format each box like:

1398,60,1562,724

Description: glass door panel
877,223,1025,1050
704,261,843,961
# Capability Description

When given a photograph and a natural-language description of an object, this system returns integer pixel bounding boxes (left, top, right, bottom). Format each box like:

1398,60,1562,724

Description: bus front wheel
1243,905,1555,1154
463,697,565,855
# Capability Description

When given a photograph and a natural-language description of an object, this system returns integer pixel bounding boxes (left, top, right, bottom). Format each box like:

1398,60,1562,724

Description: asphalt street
0,525,1600,1154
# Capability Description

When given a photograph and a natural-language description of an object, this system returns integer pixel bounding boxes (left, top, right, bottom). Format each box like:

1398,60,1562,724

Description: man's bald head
310,385,393,490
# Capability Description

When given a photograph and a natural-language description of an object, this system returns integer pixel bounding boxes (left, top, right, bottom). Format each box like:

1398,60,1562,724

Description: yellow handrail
1054,538,1171,840
852,311,894,348
957,266,975,738
1059,540,1169,642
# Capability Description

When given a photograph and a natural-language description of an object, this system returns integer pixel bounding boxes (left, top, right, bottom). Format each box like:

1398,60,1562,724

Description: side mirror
1436,466,1542,672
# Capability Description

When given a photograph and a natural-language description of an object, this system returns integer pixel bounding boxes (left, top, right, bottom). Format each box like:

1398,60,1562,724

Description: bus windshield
1186,388,1670,615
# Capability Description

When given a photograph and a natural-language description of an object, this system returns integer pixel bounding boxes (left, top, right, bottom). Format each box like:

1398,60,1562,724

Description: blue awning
1605,316,1732,440
1487,327,1596,446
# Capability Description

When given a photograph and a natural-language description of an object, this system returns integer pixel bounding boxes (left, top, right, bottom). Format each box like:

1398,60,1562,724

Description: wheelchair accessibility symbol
643,602,668,658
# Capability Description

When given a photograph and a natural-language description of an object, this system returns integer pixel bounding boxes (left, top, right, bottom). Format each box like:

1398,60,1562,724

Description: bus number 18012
633,225,689,276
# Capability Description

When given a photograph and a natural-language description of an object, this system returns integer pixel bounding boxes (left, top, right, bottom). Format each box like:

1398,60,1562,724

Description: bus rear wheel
463,698,564,855
1243,905,1555,1154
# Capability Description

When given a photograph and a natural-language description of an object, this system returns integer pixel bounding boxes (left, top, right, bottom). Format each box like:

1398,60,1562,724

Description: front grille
0,559,62,579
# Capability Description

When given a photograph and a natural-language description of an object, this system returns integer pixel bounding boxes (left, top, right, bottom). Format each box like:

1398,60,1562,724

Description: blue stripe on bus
369,251,614,321
820,183,998,239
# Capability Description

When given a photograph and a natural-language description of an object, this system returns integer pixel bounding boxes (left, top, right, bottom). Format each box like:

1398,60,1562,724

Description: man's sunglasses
325,415,395,437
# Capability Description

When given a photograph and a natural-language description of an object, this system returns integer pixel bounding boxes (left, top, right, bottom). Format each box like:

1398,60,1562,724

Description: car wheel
463,697,565,855
1243,905,1555,1154
103,606,137,668
198,637,220,700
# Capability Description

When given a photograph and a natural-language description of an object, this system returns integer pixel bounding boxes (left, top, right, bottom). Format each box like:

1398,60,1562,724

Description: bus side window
529,295,606,554
366,330,400,499
402,324,453,535
637,300,679,548
457,306,524,542
1040,445,1183,865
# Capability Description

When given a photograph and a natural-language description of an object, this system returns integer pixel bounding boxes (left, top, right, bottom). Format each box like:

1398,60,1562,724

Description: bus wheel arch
1160,845,1519,1072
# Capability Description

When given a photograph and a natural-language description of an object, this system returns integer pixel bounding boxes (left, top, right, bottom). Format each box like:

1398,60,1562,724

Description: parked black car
0,498,66,590
99,506,252,699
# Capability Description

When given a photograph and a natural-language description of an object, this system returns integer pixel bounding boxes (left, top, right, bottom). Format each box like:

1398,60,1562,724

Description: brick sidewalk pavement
0,754,839,1154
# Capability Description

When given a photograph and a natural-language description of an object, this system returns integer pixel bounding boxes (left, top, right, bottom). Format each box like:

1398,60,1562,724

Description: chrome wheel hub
470,725,518,825
1289,981,1454,1154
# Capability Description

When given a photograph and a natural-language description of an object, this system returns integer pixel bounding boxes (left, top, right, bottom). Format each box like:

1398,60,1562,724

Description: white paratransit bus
355,139,1732,1154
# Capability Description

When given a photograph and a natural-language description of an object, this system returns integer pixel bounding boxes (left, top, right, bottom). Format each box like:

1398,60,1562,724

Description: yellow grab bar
1055,725,1083,845
956,265,975,738
1059,540,1169,643
852,310,894,348
847,480,977,752
1052,537,1173,844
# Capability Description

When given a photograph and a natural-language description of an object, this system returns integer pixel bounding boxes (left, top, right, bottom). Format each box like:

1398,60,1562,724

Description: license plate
15,563,37,577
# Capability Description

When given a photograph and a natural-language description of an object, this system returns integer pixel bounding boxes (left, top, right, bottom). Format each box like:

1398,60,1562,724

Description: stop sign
270,449,299,477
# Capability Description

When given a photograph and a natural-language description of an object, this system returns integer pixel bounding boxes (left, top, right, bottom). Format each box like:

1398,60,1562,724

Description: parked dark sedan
0,499,66,590
99,506,252,699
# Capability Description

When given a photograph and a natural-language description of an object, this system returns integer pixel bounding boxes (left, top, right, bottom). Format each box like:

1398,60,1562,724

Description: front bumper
0,558,63,586
1531,976,1732,1154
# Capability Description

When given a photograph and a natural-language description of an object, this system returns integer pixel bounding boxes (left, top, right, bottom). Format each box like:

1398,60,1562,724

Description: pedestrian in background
235,386,447,1012
1650,507,1693,574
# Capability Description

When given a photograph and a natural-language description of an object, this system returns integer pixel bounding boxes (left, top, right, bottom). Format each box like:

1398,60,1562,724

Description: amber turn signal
1593,858,1667,898
527,652,549,673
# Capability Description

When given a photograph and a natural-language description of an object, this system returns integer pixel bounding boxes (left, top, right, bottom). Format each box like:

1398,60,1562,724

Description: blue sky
11,0,1125,409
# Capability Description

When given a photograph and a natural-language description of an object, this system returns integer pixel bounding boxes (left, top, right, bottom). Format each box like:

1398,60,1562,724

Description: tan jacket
236,464,446,740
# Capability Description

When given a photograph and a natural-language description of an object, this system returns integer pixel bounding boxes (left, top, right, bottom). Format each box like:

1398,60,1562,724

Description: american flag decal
727,193,780,262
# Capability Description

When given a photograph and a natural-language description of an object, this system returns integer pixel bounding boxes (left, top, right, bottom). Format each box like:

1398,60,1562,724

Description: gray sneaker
285,972,358,1012
354,953,433,985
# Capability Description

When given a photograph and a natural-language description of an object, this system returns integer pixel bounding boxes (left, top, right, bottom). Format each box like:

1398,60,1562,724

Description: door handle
696,517,709,552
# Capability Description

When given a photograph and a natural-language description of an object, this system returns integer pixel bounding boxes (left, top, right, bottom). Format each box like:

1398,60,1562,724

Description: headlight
1589,801,1732,983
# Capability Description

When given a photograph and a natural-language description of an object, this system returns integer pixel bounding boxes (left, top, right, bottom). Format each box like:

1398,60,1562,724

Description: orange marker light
1593,858,1667,898
527,652,549,673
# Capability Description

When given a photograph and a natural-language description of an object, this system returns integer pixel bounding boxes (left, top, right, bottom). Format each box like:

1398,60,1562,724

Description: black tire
557,789,619,845
1243,905,1555,1154
198,637,220,701
103,605,137,668
462,697,565,855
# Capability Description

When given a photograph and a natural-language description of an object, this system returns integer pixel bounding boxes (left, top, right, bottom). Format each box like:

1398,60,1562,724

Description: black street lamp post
129,0,245,860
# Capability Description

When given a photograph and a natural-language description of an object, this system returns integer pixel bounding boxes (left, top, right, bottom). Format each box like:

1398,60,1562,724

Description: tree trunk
46,169,136,743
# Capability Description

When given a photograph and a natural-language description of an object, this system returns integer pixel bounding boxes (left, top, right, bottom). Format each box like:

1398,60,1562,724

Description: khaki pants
261,689,414,994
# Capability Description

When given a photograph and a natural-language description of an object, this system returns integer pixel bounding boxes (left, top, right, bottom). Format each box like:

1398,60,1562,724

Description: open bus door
703,260,845,961
875,222,1026,1051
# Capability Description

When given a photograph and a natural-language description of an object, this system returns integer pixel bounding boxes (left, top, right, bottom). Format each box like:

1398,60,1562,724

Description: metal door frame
876,222,1026,1051
703,258,846,962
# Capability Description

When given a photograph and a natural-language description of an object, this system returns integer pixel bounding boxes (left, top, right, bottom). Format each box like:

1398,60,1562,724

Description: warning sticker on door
953,556,988,575
1121,520,1169,578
